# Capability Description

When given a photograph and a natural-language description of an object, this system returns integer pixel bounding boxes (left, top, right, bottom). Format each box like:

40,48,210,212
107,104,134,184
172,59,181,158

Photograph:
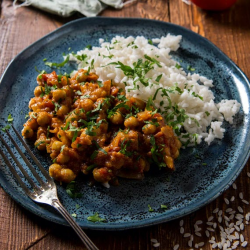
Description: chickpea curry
22,69,181,186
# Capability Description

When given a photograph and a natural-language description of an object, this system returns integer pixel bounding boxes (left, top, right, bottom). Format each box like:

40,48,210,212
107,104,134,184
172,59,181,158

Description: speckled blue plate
0,17,250,230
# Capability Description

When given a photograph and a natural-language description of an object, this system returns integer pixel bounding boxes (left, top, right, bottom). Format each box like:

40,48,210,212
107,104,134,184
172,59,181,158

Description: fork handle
52,200,99,250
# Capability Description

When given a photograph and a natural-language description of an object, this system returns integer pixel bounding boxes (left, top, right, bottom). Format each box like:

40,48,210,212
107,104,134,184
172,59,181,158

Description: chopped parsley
148,39,153,45
155,74,162,83
7,114,13,123
66,181,82,198
1,125,11,132
175,63,181,69
187,65,195,71
85,45,92,50
45,55,69,68
148,204,154,212
71,213,77,218
87,213,106,223
161,204,168,209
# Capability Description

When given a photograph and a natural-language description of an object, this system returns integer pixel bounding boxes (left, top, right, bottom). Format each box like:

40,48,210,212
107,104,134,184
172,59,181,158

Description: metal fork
0,126,99,250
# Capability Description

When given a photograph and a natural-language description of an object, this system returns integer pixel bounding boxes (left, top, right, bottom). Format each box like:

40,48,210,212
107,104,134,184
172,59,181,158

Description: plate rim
1,16,250,231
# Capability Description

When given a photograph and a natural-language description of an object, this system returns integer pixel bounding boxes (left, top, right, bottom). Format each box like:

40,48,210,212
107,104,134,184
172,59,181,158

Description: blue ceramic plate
0,17,250,230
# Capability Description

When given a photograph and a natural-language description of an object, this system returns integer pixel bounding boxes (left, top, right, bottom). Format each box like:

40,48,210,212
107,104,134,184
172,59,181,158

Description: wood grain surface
0,0,250,249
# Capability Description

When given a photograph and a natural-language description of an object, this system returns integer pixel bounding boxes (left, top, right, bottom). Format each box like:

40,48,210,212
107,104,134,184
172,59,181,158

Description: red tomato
191,0,237,10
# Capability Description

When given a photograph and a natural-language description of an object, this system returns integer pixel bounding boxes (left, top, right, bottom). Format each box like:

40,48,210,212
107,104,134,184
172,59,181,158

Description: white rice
69,34,240,145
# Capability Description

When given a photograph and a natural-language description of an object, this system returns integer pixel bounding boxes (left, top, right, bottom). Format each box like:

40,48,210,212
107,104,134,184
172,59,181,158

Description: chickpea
57,105,69,117
37,112,51,126
124,116,139,128
79,98,94,112
93,168,111,183
65,113,78,124
60,75,68,86
22,126,34,138
110,112,123,125
35,139,47,151
60,168,76,183
34,86,44,97
76,71,88,83
142,124,157,135
164,155,174,170
49,164,76,183
52,141,64,151
56,151,70,164
52,89,66,102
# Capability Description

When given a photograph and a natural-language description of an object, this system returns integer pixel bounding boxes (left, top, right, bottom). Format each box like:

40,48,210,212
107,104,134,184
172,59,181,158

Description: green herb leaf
7,114,13,123
161,204,168,209
155,74,162,83
87,213,106,223
148,204,154,212
148,39,153,45
35,141,45,148
1,125,11,132
66,181,82,198
45,55,69,68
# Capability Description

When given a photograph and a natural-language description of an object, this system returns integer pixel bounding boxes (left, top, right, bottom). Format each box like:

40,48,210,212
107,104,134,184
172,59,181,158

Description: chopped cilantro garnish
148,39,153,45
76,204,80,209
205,111,210,116
7,114,13,123
148,204,154,212
155,74,162,83
66,181,82,198
45,55,69,68
71,213,77,218
187,65,195,71
46,126,50,139
86,45,92,50
87,213,106,223
60,145,65,153
161,204,168,209
1,125,11,132
175,63,181,69
25,114,29,119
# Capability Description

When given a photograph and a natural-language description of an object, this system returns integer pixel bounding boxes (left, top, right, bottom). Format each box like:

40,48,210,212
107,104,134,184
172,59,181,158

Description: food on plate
69,35,240,146
22,34,241,186
22,70,181,185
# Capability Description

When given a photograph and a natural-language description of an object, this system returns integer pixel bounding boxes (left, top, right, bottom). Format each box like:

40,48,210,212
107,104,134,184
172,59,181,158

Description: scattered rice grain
208,216,214,221
240,234,244,242
184,233,191,238
238,206,243,213
173,244,179,250
205,230,210,238
213,208,219,213
153,242,160,248
230,196,235,202
232,183,237,189
195,220,203,225
195,232,202,237
241,241,248,247
239,192,243,199
224,198,229,204
179,220,184,227
242,200,249,205
180,227,184,234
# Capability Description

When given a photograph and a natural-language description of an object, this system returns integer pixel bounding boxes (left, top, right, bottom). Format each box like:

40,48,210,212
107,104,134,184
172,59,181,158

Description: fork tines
0,125,54,198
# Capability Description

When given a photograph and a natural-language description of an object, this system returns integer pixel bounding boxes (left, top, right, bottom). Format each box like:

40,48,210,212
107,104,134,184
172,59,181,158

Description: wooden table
1,0,250,249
